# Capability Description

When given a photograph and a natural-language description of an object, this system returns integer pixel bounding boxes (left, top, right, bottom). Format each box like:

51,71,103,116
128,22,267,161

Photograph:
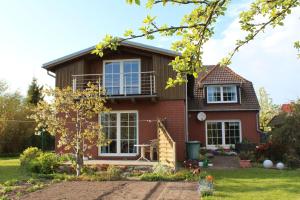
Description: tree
93,0,300,88
30,84,110,176
26,78,43,105
270,100,300,167
0,80,34,154
258,87,279,132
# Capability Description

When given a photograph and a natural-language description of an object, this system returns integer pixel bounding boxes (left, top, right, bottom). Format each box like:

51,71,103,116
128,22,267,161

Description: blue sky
0,0,299,104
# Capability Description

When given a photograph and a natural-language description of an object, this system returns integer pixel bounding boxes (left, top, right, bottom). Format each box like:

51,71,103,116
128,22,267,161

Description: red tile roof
189,65,260,111
281,104,292,113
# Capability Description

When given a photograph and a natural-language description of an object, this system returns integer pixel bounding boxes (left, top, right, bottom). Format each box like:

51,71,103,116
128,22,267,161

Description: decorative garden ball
263,160,273,168
276,162,284,170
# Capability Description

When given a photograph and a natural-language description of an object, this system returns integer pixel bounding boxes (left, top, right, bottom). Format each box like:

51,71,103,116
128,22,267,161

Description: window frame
98,110,139,157
206,85,238,103
205,120,242,149
103,59,141,95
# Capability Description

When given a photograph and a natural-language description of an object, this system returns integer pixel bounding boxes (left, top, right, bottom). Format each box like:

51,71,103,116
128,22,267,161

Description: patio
84,159,158,166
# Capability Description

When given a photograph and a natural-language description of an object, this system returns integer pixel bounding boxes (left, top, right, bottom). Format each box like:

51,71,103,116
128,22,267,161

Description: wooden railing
157,120,176,169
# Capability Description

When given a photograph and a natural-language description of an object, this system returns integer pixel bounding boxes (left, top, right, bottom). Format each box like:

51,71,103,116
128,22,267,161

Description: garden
0,146,300,200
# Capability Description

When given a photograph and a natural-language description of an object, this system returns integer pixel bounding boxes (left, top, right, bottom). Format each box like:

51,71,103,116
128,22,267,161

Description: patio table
134,144,150,161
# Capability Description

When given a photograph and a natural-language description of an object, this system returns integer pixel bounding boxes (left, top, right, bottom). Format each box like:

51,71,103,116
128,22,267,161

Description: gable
189,65,260,111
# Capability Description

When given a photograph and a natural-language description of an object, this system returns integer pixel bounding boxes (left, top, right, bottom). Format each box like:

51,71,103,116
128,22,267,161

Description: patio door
99,111,138,156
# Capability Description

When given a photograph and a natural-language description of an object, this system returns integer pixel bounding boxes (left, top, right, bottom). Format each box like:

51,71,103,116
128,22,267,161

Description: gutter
47,70,56,78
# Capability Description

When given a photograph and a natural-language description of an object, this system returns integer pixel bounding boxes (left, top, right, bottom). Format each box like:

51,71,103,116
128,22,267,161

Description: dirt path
21,181,199,200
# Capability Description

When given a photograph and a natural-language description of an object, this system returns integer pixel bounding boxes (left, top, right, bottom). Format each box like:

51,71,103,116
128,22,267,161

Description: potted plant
239,151,253,168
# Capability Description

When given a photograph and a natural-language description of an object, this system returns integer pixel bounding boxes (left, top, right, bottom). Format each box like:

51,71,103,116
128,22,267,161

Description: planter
240,160,252,168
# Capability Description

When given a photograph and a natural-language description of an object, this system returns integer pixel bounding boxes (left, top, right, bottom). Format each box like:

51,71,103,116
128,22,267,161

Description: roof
42,40,181,70
189,65,260,111
281,104,292,113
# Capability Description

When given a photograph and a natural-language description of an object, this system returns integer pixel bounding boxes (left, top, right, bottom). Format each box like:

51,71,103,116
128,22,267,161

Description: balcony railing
72,71,156,97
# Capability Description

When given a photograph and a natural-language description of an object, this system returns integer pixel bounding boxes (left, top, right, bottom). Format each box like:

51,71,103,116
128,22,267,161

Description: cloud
203,7,300,104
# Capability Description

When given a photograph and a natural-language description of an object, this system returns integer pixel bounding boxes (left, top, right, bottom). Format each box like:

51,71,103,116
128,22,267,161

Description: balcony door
99,111,138,156
103,59,140,95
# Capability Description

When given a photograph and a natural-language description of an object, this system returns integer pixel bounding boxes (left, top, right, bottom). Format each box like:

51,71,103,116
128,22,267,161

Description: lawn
0,157,300,200
0,157,29,183
203,168,300,200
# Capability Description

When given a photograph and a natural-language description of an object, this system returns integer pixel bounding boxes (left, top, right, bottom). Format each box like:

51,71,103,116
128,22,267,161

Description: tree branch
225,0,298,65
154,0,209,4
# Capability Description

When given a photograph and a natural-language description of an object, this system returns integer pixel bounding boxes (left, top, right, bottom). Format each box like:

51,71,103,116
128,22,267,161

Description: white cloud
203,7,300,104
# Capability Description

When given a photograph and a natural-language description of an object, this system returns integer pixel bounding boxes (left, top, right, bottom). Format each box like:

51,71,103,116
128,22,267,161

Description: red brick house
43,41,260,162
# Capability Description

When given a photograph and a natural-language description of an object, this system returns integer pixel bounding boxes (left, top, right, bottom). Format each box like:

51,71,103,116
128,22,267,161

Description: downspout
185,76,189,142
47,70,56,78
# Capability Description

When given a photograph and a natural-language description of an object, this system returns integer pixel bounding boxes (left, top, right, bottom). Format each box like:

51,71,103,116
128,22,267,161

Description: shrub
20,147,42,168
20,147,42,171
152,163,172,175
37,152,61,174
106,165,121,180
239,151,255,161
283,153,300,169
141,169,196,181
20,147,62,174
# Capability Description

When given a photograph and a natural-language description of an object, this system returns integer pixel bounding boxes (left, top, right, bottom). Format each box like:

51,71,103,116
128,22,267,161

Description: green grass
203,168,300,200
0,157,29,183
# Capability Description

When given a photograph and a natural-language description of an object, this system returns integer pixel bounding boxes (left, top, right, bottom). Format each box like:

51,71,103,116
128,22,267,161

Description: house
42,41,260,163
269,103,292,128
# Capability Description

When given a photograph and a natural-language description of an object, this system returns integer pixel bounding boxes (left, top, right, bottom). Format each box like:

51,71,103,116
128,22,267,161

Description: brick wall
56,99,186,161
188,110,260,146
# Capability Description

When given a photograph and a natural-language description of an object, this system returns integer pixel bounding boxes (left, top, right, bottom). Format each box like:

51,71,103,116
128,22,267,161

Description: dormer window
207,85,237,103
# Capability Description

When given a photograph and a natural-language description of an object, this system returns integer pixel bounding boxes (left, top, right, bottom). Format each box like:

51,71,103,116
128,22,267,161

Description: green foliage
30,83,109,176
0,80,36,154
20,147,62,174
238,151,255,161
106,165,121,180
295,41,300,58
26,78,43,105
140,169,196,181
152,163,172,175
20,147,42,168
37,152,61,174
94,0,300,88
258,87,279,132
270,100,300,168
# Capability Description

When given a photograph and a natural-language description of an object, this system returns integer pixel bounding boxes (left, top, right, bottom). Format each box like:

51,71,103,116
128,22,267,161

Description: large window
100,111,138,156
104,60,140,95
207,85,237,103
206,121,241,147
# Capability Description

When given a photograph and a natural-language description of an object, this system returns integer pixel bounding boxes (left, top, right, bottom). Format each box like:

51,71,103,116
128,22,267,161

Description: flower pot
240,160,252,168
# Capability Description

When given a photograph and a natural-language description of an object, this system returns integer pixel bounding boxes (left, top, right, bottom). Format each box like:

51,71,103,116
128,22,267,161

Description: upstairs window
104,59,140,95
207,85,237,103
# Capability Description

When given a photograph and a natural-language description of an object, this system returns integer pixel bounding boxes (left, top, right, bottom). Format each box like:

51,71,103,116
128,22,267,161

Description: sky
0,0,299,104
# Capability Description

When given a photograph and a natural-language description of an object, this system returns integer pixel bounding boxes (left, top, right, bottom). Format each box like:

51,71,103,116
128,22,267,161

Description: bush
37,152,61,174
141,169,196,181
20,147,62,174
152,163,172,175
106,165,121,180
20,147,42,170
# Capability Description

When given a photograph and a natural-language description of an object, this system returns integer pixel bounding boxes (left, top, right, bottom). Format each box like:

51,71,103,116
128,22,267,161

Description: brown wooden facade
49,46,185,100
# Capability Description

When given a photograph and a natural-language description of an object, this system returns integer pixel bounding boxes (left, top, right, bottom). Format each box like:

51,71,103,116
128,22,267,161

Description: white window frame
103,59,141,95
206,85,238,103
205,120,242,149
98,110,139,156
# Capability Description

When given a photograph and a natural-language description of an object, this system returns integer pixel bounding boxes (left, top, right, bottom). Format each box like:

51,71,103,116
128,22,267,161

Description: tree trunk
75,150,83,176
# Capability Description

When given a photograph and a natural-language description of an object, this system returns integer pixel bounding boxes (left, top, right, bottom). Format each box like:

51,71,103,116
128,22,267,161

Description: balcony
72,71,156,99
